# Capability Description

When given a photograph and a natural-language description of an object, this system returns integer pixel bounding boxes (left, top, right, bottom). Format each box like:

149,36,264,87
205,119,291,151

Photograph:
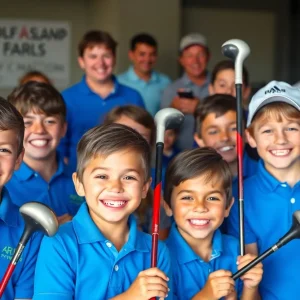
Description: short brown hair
248,102,300,136
8,81,66,121
211,60,249,87
19,70,52,85
78,30,118,57
194,94,238,136
103,105,155,146
164,147,232,208
0,97,24,155
76,123,151,182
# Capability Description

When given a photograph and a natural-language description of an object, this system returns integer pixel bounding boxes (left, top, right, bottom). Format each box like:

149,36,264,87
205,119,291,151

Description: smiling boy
59,30,145,174
164,147,262,300
227,81,300,299
33,124,172,299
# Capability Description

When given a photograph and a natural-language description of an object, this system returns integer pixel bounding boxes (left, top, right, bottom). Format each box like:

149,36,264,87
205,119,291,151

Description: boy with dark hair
227,81,300,299
33,124,172,299
8,81,83,223
0,97,42,299
118,32,170,116
194,94,258,178
164,147,263,299
60,30,145,174
209,60,251,104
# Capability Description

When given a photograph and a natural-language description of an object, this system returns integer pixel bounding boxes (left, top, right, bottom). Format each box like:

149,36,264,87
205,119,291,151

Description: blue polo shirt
6,154,84,217
59,75,145,174
0,188,42,300
227,160,300,299
118,66,171,116
33,203,172,299
166,224,242,299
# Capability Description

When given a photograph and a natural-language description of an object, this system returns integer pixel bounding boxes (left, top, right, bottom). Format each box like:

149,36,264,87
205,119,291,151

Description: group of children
0,30,300,300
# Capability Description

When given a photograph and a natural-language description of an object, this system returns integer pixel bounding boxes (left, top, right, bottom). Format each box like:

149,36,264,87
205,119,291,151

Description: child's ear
72,172,85,197
162,198,173,217
194,133,205,148
142,177,152,199
14,148,24,171
61,122,67,139
245,129,257,148
224,197,235,217
208,83,215,96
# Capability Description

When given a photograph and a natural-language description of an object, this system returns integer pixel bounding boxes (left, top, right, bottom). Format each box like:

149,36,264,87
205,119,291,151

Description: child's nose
32,122,46,134
275,131,288,144
220,130,229,141
192,201,208,213
107,179,124,193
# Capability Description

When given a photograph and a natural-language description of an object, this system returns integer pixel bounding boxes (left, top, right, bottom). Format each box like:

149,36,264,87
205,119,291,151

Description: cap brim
247,96,300,127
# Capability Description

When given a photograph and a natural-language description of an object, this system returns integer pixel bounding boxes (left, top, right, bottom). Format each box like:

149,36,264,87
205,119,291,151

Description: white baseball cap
247,80,300,127
179,33,207,52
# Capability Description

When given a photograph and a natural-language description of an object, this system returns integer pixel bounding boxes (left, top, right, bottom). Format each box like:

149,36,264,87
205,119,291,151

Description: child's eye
207,196,220,201
24,121,32,127
0,148,11,154
262,129,272,134
123,175,136,181
181,196,193,200
95,175,107,179
230,127,237,132
45,119,57,124
208,130,218,135
286,127,298,131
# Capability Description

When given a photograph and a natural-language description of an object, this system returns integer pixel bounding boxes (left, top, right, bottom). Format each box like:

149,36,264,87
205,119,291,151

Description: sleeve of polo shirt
157,242,173,300
226,196,258,245
13,232,43,299
33,235,74,300
161,85,175,109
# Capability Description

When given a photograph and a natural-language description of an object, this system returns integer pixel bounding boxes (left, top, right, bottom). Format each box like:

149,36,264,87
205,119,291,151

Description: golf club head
20,202,59,237
221,39,250,84
154,108,184,143
277,210,300,248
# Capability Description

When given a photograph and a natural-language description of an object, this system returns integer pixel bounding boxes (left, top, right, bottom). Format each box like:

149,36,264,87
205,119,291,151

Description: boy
194,94,258,178
208,60,251,107
0,97,42,299
118,33,171,116
60,30,145,174
164,147,263,299
33,124,172,299
227,81,300,299
7,81,83,223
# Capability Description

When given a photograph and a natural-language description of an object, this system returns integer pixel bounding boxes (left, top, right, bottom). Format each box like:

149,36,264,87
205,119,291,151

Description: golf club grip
232,246,274,280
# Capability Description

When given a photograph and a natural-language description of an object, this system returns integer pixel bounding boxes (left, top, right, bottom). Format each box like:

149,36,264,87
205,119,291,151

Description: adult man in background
161,33,210,150
118,33,171,116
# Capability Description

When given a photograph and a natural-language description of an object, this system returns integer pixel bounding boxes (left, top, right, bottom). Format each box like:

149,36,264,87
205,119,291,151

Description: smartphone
177,89,194,99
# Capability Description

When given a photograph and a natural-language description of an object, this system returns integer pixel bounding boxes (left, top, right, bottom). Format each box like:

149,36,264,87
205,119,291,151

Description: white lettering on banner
0,19,71,88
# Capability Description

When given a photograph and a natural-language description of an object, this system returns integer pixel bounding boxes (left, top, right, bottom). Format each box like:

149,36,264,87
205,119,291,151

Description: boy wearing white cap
227,80,300,299
161,33,210,150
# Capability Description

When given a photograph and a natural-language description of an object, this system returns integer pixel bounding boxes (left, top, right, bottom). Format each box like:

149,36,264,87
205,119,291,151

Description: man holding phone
161,33,210,150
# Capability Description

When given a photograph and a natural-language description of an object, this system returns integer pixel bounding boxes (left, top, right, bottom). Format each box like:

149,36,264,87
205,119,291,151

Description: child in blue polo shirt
227,81,300,299
7,81,84,223
0,97,42,299
164,147,263,299
33,124,172,299
59,30,145,175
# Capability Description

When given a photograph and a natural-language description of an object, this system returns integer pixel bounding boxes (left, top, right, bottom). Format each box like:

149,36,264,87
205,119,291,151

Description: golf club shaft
151,142,164,268
236,83,245,256
232,244,278,280
0,243,24,297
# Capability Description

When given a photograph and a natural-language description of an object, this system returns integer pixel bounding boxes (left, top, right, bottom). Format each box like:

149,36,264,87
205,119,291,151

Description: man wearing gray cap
161,33,210,150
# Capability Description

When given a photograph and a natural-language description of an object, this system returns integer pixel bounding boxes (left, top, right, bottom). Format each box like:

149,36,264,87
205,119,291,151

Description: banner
0,19,70,88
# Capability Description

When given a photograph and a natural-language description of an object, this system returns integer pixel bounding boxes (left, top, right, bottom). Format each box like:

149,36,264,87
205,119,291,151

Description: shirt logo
1,246,22,262
264,86,286,94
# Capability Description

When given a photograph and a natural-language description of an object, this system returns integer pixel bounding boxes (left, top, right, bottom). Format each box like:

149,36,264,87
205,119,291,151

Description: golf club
222,39,250,256
151,108,184,268
232,210,300,280
0,202,58,297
